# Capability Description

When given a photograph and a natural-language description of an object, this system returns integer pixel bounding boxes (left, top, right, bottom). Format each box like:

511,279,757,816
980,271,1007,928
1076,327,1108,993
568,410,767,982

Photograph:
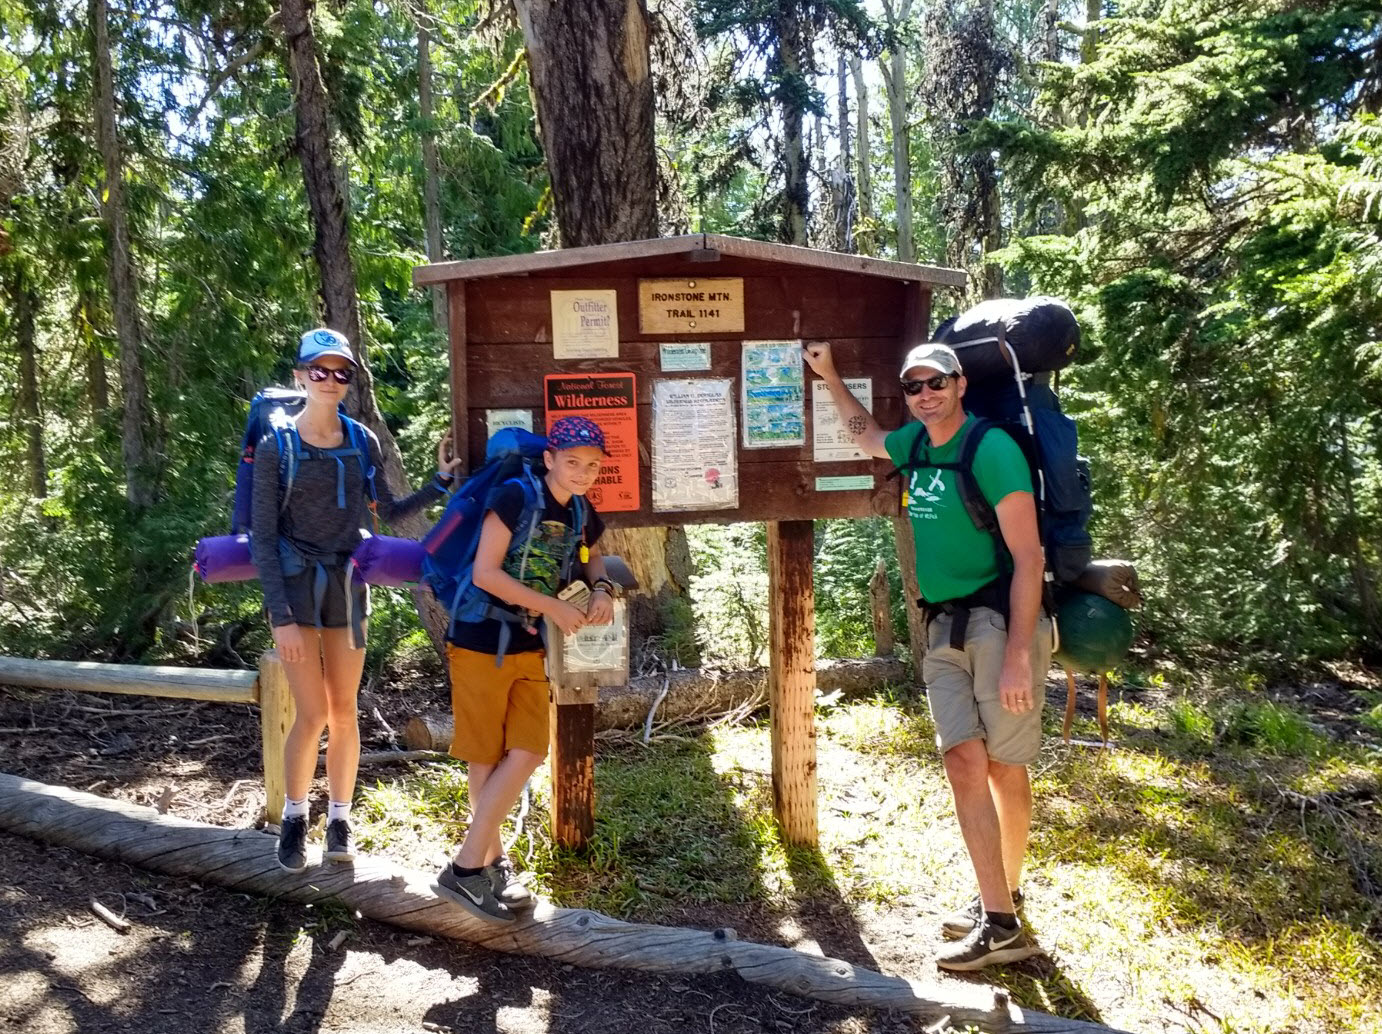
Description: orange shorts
446,646,550,765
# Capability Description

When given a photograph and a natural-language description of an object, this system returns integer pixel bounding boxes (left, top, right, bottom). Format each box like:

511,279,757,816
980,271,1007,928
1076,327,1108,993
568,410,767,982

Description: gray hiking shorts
922,606,1053,765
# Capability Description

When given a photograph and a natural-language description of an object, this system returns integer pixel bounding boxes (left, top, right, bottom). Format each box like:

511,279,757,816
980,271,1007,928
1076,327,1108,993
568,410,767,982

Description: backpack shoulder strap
341,416,378,502
275,425,303,514
954,418,1000,535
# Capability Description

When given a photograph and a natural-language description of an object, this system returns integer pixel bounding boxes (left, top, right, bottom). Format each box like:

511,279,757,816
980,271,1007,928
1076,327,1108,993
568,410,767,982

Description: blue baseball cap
298,327,358,367
548,416,609,455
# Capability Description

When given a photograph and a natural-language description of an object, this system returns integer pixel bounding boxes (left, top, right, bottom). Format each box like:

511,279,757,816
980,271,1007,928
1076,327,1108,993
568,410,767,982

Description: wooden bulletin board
417,235,966,530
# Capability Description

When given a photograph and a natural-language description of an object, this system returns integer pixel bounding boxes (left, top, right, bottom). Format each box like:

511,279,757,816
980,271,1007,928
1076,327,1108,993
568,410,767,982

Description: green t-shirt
885,415,1033,603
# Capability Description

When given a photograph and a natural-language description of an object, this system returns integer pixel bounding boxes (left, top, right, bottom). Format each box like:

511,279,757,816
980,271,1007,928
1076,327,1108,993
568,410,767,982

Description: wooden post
545,601,630,849
869,559,894,657
548,681,597,850
447,280,468,474
768,519,817,846
257,650,294,825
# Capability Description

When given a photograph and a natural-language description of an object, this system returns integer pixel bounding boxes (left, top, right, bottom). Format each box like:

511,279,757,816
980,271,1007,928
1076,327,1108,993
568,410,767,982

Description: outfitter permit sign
638,278,744,335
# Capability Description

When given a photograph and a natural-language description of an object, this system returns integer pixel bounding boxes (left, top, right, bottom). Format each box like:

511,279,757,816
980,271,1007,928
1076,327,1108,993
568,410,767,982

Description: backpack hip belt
918,576,1011,651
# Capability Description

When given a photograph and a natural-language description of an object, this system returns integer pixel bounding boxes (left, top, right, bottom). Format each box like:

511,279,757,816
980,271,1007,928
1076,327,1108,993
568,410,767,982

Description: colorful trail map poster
741,340,805,449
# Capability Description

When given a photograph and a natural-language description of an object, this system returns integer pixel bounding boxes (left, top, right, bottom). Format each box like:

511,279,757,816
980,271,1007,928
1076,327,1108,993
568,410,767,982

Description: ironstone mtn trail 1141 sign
638,278,745,335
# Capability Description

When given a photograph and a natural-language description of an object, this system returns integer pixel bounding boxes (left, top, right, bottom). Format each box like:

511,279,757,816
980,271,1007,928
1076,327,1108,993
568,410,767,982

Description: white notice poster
550,290,619,358
652,378,738,511
563,600,628,674
812,378,872,462
485,408,533,439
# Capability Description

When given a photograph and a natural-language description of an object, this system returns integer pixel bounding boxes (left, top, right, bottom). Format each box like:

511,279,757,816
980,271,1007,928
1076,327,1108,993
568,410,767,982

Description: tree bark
849,55,874,255
512,0,658,249
831,54,855,253
89,0,154,511
79,287,111,417
8,268,46,498
512,0,692,643
881,0,915,263
416,5,447,332
777,1,809,246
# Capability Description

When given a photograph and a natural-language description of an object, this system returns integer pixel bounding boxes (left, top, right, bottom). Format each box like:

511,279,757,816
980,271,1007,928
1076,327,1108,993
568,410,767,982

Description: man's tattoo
848,414,868,436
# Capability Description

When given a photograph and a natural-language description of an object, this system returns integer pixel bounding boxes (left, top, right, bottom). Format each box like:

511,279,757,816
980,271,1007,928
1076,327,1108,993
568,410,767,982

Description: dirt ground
0,673,983,1034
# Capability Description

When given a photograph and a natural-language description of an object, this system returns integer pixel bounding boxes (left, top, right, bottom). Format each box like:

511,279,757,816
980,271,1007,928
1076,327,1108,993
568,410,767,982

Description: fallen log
0,772,1124,1034
0,655,259,703
405,655,910,750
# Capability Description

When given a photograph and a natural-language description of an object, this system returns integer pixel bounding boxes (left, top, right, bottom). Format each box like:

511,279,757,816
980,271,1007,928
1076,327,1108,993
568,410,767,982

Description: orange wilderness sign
543,373,639,513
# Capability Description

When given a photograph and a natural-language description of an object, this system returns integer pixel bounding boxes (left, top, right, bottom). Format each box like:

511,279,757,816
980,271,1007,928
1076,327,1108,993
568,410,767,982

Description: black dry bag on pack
933,296,1080,383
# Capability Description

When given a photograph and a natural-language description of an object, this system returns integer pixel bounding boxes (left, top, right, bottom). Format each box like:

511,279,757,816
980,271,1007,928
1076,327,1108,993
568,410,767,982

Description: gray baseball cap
899,342,962,379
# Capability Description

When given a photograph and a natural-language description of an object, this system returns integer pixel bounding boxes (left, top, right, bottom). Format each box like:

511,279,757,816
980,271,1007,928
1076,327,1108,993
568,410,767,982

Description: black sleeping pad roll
933,296,1080,381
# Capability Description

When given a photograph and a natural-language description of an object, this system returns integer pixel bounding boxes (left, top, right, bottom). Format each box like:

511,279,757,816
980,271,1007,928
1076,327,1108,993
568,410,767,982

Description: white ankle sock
327,800,351,822
283,796,308,819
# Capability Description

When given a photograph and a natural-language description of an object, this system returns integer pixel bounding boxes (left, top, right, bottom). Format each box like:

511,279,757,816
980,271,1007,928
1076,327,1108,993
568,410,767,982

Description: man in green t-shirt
804,340,1051,972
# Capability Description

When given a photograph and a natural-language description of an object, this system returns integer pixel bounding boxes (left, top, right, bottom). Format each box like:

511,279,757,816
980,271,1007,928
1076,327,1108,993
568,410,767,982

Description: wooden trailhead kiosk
413,234,966,848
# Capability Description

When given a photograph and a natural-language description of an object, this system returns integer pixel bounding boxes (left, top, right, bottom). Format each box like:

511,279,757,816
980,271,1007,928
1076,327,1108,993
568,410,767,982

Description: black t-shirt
446,478,605,655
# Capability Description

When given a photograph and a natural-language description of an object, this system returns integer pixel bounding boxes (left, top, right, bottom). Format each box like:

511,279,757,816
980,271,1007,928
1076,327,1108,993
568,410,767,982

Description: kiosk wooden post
768,519,818,845
257,650,294,825
546,600,630,850
417,234,963,853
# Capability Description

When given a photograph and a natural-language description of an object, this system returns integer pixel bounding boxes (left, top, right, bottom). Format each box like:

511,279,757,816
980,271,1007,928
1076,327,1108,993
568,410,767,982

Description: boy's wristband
592,577,617,597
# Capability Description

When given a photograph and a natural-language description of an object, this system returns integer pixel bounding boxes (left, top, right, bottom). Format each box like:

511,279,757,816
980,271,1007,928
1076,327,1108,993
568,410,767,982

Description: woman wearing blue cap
255,327,460,873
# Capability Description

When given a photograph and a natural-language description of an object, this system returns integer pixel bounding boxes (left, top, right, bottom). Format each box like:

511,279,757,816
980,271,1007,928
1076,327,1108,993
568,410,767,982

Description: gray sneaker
936,917,1041,972
434,864,515,924
276,816,308,873
486,857,533,910
323,818,356,862
941,887,1024,940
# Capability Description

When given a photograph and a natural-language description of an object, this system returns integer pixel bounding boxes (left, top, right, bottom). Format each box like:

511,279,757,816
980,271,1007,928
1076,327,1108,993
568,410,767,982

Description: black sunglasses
900,373,954,396
302,364,355,385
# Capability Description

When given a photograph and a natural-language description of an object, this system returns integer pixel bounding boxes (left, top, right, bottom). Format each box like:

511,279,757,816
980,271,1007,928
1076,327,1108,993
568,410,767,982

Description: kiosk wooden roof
414,234,967,529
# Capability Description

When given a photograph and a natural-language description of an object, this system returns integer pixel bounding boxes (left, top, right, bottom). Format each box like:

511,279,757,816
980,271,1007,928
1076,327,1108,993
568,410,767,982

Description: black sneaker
936,917,1041,972
276,816,308,873
324,818,356,862
941,888,1024,940
434,864,515,924
486,857,533,910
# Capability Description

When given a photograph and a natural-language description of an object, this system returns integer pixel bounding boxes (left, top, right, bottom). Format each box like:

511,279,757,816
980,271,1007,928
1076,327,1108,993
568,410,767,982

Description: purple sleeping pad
349,535,424,587
194,534,257,583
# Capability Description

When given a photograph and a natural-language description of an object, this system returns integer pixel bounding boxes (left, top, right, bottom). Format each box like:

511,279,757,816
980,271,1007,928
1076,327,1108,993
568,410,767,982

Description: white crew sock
283,796,309,819
327,800,352,823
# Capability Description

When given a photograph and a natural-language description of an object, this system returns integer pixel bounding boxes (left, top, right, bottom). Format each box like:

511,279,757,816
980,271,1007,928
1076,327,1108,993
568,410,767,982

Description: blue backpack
421,427,586,653
229,387,377,534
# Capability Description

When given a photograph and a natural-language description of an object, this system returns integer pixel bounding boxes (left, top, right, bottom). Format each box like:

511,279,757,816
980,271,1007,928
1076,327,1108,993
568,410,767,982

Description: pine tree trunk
513,0,693,646
778,1,808,246
79,287,111,417
512,0,658,248
831,54,855,253
279,0,447,648
417,7,447,332
90,0,154,511
9,269,46,498
850,55,874,256
881,0,915,264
